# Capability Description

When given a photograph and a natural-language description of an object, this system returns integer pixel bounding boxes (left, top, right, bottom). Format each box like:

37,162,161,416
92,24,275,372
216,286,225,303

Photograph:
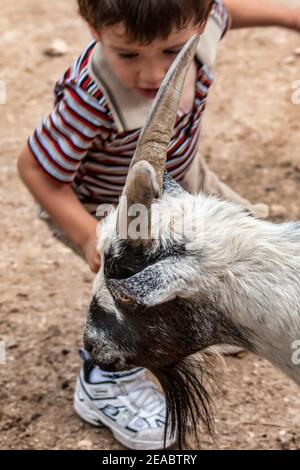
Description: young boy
17,0,300,450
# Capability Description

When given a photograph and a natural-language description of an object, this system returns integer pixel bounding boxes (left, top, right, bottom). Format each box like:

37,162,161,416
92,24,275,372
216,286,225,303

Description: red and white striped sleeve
28,81,112,183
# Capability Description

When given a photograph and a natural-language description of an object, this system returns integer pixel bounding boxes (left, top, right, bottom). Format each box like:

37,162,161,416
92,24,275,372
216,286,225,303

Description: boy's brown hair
78,0,214,44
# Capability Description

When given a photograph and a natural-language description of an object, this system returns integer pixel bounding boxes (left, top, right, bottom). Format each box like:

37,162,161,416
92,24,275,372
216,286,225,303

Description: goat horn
118,34,199,246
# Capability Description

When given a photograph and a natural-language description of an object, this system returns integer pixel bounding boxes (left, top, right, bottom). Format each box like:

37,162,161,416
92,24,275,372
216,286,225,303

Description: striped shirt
28,1,229,207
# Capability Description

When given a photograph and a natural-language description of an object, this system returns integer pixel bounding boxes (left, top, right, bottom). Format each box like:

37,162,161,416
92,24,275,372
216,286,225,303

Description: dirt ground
1,0,300,450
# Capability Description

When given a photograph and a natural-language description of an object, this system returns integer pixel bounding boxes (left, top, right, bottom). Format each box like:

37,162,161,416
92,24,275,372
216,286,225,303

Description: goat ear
107,258,197,307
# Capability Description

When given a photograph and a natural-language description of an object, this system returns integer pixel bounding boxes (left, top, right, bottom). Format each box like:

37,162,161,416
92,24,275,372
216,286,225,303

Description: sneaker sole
74,380,174,450
74,391,106,428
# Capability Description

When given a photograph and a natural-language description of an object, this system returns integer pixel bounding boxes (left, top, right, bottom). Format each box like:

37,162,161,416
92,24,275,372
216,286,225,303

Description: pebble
77,439,93,449
44,39,68,57
280,159,292,168
293,47,300,56
294,163,300,172
83,273,93,284
283,55,295,65
270,204,287,218
277,429,295,449
283,48,300,65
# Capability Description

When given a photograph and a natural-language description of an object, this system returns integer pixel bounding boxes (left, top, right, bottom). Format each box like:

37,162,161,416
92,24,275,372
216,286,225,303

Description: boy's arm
223,0,299,31
17,144,100,273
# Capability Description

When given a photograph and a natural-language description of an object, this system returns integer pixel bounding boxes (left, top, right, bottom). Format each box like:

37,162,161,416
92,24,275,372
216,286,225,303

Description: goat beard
150,353,221,450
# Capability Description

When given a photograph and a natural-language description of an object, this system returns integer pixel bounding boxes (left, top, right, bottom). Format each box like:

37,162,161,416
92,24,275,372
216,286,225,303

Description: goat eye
119,295,133,304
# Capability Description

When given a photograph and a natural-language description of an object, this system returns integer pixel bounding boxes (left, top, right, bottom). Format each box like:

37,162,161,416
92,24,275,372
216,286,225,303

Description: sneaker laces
119,376,165,420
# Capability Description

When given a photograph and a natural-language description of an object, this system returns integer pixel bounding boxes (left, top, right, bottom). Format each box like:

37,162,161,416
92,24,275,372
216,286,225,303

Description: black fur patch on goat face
104,239,188,280
88,297,122,336
101,294,254,370
104,243,150,279
84,297,138,371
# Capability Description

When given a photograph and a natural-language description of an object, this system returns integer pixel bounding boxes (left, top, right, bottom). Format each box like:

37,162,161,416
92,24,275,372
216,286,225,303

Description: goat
83,36,300,448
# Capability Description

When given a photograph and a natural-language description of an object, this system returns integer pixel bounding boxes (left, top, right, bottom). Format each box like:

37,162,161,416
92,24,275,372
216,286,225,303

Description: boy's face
91,21,205,99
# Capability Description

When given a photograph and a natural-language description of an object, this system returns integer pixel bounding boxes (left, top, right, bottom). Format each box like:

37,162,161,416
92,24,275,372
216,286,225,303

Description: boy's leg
181,151,269,219
36,204,172,450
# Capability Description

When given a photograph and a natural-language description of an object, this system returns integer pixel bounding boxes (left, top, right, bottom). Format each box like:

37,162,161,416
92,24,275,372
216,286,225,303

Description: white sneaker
74,350,174,450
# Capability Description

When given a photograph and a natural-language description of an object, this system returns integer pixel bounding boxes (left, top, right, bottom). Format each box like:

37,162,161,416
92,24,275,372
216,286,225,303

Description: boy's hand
81,233,101,273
